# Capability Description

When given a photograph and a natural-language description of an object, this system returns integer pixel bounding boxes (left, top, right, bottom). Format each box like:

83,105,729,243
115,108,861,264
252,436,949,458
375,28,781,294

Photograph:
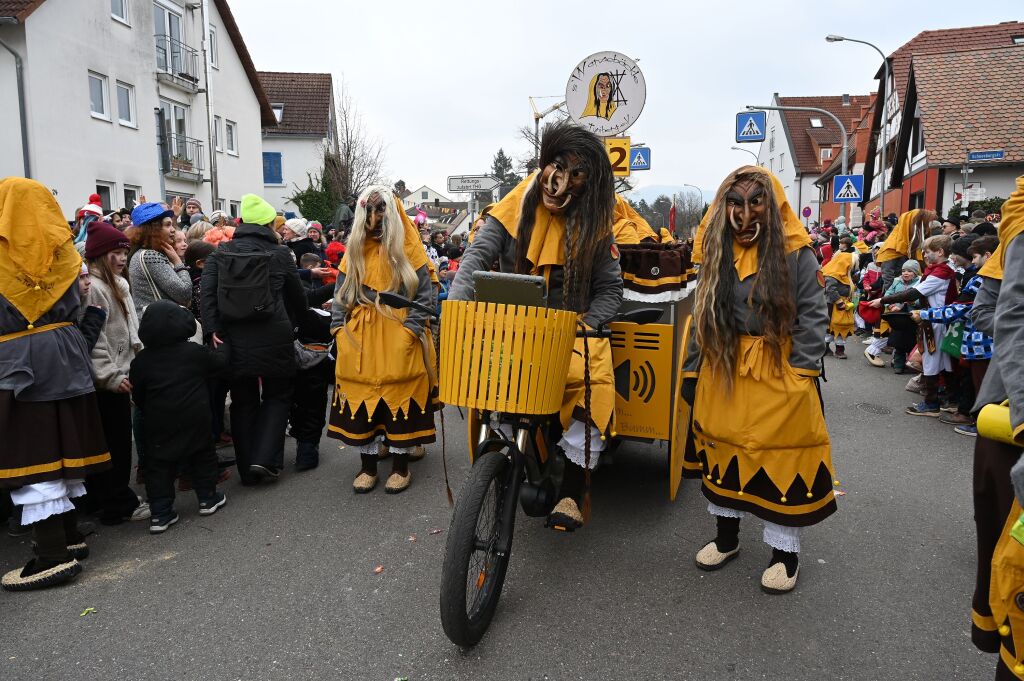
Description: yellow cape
979,175,1024,281
692,167,810,281
0,177,82,327
339,194,428,290
612,194,658,245
876,209,924,264
820,250,854,286
487,172,568,271
581,73,617,120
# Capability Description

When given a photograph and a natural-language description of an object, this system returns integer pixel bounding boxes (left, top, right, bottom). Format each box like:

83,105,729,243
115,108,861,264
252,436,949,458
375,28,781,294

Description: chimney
842,93,851,106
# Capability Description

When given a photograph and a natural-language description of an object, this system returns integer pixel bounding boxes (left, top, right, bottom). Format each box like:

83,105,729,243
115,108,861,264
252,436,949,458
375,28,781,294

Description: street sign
833,174,864,204
968,150,1005,162
629,147,651,171
736,111,766,143
954,182,981,203
802,207,812,218
447,175,499,193
566,51,646,137
966,187,987,201
605,137,631,176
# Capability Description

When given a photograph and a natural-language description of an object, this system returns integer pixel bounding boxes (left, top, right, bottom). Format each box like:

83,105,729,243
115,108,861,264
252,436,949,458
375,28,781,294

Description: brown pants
973,434,1023,652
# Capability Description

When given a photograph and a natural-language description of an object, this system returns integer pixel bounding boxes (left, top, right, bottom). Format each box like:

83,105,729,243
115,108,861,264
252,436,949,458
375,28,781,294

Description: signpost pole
748,104,848,175
962,147,970,215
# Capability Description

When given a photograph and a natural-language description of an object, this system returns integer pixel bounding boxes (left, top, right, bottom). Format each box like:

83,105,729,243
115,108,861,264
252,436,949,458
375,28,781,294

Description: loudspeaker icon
613,359,656,403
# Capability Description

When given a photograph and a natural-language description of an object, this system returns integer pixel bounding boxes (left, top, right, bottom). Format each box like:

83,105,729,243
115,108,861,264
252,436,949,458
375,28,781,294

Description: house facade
0,0,275,219
402,185,451,210
258,71,335,216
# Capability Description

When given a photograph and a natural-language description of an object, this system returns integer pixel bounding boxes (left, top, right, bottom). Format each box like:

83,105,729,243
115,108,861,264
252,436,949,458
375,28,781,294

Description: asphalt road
0,353,996,680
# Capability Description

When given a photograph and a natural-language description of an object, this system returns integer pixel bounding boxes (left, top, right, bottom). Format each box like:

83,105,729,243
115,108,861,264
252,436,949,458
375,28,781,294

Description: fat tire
439,451,513,646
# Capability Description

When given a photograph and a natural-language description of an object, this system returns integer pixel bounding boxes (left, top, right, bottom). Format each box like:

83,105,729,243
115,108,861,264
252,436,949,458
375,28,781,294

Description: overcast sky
233,0,1021,199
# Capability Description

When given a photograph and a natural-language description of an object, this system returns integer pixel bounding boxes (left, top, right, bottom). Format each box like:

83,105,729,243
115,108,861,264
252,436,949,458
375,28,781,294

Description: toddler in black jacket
130,301,228,533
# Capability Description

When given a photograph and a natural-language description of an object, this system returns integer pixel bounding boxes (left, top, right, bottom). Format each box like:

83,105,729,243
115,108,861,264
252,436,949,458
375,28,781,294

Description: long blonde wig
335,184,419,313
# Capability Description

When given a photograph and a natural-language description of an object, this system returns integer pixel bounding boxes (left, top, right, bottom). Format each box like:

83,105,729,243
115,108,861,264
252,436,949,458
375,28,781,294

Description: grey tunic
0,283,95,401
684,247,828,375
973,236,1024,433
447,216,623,328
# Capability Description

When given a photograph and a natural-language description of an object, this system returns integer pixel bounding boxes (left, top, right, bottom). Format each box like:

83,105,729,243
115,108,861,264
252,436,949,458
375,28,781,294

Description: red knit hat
84,221,130,259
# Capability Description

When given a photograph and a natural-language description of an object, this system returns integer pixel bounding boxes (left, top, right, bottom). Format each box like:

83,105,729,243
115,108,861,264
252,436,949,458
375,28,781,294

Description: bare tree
673,190,706,239
324,82,386,201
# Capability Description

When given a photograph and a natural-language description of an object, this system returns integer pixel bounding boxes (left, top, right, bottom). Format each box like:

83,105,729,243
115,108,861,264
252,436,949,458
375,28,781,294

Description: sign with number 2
605,137,631,177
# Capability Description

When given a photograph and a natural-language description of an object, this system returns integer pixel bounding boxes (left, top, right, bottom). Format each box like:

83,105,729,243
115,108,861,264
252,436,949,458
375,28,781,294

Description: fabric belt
0,321,73,343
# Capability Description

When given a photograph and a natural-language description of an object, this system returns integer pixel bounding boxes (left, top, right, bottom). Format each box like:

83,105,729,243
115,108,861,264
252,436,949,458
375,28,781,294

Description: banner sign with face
565,51,646,138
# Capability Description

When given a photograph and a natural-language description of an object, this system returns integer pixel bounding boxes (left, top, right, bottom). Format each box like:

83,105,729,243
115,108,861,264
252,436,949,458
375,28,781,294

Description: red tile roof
909,45,1024,166
1,0,275,128
777,95,874,174
257,72,333,137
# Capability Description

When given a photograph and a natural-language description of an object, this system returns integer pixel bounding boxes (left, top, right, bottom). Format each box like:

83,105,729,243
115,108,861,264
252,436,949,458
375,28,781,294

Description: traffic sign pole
746,104,848,175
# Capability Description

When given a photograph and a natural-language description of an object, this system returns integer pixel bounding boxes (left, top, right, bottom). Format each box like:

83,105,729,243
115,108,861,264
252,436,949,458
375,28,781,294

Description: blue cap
131,202,174,227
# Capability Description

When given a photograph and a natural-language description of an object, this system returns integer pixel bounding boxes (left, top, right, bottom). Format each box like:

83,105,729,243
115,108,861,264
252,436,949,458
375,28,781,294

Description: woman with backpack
200,194,306,485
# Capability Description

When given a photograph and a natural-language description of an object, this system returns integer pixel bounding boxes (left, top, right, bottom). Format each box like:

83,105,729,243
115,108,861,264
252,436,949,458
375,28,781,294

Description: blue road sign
833,174,864,204
629,147,651,170
736,111,766,143
968,150,1004,162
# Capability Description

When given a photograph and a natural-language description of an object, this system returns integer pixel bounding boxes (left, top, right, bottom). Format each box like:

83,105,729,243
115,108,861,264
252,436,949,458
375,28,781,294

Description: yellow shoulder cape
979,175,1024,280
876,209,923,264
820,250,854,286
612,194,658,245
487,172,566,271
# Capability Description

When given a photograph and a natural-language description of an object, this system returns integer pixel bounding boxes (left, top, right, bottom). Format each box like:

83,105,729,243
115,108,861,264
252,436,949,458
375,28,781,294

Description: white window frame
95,181,116,212
809,117,823,128
111,0,129,25
208,25,219,68
214,115,223,151
123,185,141,210
271,103,284,124
820,147,832,162
229,200,241,218
116,81,136,128
225,119,238,155
89,71,110,121
778,152,784,172
768,127,776,152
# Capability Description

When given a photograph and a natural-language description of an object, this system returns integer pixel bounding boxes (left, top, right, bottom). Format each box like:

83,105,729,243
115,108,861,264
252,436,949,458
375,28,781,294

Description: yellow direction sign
605,137,631,177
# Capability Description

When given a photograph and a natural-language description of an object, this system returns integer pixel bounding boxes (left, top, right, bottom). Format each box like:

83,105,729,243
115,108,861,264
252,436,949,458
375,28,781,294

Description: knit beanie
185,197,202,210
950,233,978,260
284,217,308,238
84,220,130,259
239,194,276,225
901,259,921,275
273,215,286,230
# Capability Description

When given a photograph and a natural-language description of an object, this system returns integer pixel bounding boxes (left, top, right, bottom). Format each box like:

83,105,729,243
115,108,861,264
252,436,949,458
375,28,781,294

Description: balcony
162,133,204,183
155,34,201,94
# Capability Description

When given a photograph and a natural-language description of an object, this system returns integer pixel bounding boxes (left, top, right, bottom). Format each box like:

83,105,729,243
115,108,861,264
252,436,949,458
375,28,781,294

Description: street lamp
730,146,759,164
826,33,889,217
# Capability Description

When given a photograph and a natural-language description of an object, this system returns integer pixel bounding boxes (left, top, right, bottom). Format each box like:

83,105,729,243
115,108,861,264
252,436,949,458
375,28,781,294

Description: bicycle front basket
439,300,577,415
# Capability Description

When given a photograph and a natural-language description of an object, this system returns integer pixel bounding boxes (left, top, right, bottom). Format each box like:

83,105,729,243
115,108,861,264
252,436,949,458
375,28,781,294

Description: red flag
669,203,677,233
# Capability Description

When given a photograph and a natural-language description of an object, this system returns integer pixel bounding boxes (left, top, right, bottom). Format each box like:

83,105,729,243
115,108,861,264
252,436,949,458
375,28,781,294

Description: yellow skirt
327,305,436,447
690,335,837,527
829,302,856,339
990,500,1024,678
562,334,615,435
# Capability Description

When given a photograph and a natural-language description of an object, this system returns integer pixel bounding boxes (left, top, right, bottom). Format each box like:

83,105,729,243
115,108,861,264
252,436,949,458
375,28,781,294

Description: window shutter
263,152,282,185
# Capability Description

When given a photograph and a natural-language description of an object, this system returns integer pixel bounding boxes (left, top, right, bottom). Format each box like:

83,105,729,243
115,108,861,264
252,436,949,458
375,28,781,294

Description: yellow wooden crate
440,300,577,415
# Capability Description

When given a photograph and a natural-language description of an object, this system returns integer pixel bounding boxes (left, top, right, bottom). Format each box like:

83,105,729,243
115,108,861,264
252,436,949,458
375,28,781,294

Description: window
263,152,283,185
153,3,184,75
111,0,128,24
208,26,218,67
159,98,189,162
95,182,115,212
271,103,284,123
779,153,785,172
809,117,823,128
229,200,241,218
768,127,775,152
123,185,140,209
910,116,925,158
215,199,225,212
421,190,429,200
89,72,109,120
820,148,832,162
1013,36,1024,45
225,120,237,155
768,158,774,172
116,81,135,127
214,115,223,151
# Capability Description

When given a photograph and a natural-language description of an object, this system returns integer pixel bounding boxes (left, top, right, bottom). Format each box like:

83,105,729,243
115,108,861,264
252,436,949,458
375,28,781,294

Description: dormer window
271,104,284,123
1013,36,1024,45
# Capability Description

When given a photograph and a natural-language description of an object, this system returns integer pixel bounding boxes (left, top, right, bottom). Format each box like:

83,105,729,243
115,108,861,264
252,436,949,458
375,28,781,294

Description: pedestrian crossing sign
735,111,766,142
629,147,651,170
833,174,864,204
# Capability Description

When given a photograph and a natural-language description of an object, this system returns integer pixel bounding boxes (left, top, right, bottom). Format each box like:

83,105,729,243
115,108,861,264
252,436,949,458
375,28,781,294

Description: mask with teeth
725,178,766,246
538,152,588,215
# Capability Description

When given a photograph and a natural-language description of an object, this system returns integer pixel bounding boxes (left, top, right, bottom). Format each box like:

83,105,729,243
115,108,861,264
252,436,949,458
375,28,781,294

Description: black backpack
216,251,275,322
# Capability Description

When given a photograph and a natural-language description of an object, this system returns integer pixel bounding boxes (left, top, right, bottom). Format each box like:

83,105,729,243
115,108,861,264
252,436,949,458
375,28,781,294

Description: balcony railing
163,132,204,182
155,34,200,92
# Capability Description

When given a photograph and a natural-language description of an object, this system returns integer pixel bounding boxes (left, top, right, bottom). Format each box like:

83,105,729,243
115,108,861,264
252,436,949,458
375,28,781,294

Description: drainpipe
0,33,31,178
199,0,218,208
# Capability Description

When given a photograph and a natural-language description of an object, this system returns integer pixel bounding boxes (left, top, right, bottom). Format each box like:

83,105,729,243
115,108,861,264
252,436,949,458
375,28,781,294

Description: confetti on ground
834,490,846,497
429,528,443,535
79,608,96,617
408,535,417,543
373,565,385,574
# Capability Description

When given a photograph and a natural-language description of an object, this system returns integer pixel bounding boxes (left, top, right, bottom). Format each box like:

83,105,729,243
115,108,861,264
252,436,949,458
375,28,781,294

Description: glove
1011,453,1024,507
681,377,697,406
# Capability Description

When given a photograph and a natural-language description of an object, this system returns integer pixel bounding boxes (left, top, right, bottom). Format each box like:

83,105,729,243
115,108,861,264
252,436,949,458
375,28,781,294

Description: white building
257,71,336,216
0,0,276,219
402,185,451,210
